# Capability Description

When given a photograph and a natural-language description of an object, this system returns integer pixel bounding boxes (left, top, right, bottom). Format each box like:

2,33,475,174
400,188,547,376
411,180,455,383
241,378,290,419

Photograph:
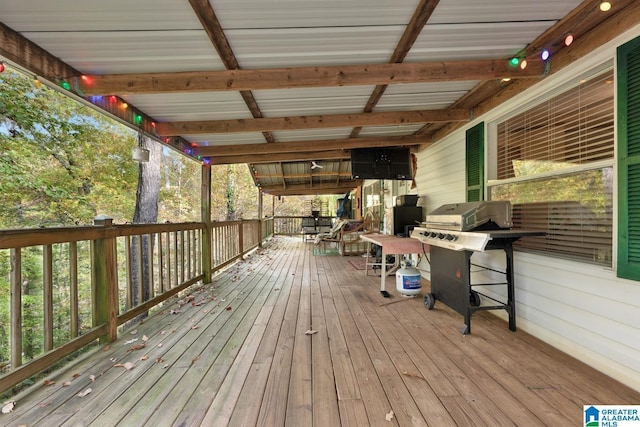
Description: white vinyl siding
413,23,640,391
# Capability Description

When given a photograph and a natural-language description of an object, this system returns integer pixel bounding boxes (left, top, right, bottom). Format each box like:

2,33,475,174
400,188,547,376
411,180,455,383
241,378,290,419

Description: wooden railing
0,217,273,394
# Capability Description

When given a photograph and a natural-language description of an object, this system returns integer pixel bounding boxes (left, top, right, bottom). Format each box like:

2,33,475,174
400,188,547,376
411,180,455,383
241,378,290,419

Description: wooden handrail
0,217,275,394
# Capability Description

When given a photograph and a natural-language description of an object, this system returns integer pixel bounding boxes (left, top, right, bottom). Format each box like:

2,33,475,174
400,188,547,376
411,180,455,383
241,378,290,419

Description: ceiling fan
311,161,323,169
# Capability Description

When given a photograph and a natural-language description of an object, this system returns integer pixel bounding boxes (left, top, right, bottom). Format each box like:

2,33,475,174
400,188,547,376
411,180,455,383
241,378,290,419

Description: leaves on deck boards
2,401,15,414
114,362,136,371
77,388,92,397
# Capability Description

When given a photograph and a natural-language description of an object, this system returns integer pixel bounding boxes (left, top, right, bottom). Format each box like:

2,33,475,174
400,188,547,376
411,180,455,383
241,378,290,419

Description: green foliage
0,69,139,227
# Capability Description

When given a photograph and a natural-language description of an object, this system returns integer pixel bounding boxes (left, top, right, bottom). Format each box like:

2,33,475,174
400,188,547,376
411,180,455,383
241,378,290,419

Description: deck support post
201,164,212,283
92,216,119,343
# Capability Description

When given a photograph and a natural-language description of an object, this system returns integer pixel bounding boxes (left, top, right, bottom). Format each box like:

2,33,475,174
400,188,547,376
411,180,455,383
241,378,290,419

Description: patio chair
301,216,317,242
313,219,349,253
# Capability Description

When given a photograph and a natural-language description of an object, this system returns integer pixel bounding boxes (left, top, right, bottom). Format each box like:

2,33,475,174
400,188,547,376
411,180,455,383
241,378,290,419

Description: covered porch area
3,236,638,426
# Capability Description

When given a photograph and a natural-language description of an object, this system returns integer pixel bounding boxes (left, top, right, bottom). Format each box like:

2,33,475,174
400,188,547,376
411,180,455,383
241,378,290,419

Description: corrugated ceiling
0,0,619,195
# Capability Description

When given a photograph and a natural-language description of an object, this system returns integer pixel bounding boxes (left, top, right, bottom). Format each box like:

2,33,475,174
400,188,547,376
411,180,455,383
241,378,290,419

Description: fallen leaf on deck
191,325,200,330
170,309,180,314
163,364,169,369
38,401,51,408
305,330,317,335
77,388,92,397
140,355,149,361
385,410,394,422
130,329,137,335
156,357,164,363
89,375,96,382
62,381,72,387
72,373,81,379
127,343,146,352
43,379,56,386
124,338,138,345
114,362,135,371
109,358,118,363
226,306,232,311
191,355,200,365
157,343,163,348
142,335,149,342
160,330,166,335
2,401,15,414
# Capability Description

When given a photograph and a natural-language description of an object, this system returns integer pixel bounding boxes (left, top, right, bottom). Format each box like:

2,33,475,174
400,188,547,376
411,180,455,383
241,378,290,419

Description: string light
0,62,5,73
33,77,42,89
60,79,71,90
600,1,611,12
520,59,528,70
564,34,574,47
509,57,520,67
541,49,550,61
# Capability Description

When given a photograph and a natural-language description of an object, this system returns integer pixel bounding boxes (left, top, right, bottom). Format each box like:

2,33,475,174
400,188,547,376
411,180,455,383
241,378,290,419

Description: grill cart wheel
470,290,481,307
423,293,435,310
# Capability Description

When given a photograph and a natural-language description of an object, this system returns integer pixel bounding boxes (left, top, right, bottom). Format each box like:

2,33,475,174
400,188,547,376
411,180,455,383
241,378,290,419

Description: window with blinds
490,69,614,266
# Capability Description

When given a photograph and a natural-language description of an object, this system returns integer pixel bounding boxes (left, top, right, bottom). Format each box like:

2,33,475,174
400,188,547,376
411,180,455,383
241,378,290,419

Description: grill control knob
445,234,455,241
437,233,445,239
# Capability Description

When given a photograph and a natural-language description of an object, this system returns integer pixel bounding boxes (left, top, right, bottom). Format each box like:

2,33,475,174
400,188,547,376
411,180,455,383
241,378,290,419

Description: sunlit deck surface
4,236,639,426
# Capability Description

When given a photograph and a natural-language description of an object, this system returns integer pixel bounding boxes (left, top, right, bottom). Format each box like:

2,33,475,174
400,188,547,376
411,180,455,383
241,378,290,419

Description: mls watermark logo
584,405,640,426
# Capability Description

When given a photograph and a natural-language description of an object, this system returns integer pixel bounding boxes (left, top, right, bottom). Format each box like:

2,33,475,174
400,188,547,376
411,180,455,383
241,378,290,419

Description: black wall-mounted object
350,147,412,180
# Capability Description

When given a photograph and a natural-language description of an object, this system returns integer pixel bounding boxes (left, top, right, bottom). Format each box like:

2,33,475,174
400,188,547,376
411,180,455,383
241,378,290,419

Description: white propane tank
396,260,422,296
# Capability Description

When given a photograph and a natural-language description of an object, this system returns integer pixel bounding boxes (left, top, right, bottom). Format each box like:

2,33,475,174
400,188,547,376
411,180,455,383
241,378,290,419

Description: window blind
497,70,614,180
492,70,614,266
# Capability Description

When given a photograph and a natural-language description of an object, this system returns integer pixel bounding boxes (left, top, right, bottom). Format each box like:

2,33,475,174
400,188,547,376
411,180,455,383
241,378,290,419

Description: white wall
413,23,640,391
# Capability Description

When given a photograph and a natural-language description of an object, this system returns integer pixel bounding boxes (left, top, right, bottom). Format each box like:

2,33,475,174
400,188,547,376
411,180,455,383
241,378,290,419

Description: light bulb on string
564,34,574,47
520,59,528,70
60,79,71,90
600,1,611,12
509,57,520,67
541,49,550,61
0,62,5,73
33,77,42,89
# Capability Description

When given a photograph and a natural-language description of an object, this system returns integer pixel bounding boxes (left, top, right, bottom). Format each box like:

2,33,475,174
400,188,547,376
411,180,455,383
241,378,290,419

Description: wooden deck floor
3,236,639,426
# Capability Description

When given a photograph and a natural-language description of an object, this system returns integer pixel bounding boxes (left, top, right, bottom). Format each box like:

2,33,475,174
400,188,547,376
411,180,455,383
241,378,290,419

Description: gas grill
410,201,544,334
412,200,512,251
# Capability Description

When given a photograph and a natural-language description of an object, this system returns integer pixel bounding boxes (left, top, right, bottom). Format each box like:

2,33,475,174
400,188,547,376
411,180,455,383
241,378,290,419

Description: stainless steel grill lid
424,201,512,231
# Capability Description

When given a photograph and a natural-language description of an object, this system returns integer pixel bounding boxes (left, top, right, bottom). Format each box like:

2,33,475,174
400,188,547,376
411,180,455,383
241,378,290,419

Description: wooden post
92,216,118,343
43,244,53,351
201,164,212,283
239,221,245,257
258,190,264,247
10,248,22,369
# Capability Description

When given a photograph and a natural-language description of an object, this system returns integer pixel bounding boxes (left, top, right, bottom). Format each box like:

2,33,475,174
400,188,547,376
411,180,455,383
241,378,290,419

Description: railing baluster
69,242,79,339
43,244,54,351
10,248,22,369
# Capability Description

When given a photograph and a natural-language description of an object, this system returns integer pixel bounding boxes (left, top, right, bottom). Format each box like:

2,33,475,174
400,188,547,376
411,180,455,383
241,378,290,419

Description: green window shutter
466,122,485,202
617,36,640,280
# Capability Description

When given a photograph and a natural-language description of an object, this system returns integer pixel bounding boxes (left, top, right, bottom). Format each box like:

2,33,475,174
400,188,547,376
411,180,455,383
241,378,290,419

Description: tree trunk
131,135,161,306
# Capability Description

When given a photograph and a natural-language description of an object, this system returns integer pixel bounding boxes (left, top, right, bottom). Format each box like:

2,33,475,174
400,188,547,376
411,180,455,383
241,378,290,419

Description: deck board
4,236,640,426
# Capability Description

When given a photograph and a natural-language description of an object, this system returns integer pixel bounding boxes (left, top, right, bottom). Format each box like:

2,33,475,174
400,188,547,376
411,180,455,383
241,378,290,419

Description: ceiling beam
351,0,440,138
78,59,546,95
209,150,350,165
188,0,275,144
156,109,468,135
194,134,428,157
259,181,362,197
425,0,640,144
